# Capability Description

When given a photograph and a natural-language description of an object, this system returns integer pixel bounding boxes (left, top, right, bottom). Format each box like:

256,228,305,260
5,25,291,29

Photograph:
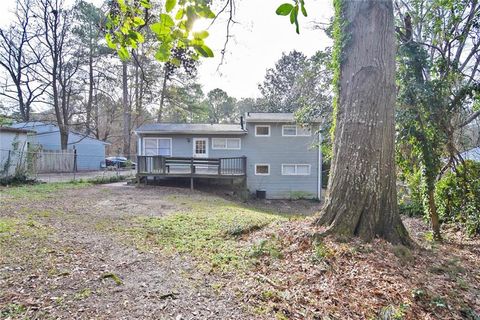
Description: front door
193,138,208,158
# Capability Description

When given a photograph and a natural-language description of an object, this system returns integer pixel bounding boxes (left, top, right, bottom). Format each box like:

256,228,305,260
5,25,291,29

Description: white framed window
255,125,270,137
212,138,241,150
144,138,172,156
282,125,311,136
282,164,311,175
255,164,270,175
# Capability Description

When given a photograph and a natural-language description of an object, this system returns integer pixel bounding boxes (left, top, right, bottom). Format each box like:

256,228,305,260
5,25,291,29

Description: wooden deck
136,156,247,189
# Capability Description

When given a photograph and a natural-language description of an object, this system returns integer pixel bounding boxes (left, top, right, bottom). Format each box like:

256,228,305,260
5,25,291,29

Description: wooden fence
32,150,75,173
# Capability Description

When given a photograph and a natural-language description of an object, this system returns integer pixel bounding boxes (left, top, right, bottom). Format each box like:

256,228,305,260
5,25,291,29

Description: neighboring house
459,146,480,162
135,113,322,199
10,122,109,171
0,127,34,177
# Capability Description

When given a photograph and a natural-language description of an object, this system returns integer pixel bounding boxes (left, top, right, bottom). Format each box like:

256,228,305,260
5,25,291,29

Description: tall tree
395,0,480,239
36,0,79,149
259,50,309,112
206,88,237,123
0,0,46,121
71,0,109,133
316,0,410,244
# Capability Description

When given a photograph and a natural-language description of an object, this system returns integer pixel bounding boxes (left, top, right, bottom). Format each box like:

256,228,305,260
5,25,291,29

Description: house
0,126,34,177
134,113,322,199
459,146,480,162
10,122,109,171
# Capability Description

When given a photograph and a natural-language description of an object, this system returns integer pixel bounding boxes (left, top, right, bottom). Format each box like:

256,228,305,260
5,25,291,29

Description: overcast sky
0,0,334,99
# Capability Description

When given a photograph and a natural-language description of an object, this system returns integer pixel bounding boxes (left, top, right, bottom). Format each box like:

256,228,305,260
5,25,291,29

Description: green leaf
175,8,184,20
195,45,214,58
165,0,176,13
155,44,171,61
160,13,175,27
276,3,294,16
140,0,151,9
300,3,307,17
105,33,116,49
193,30,209,40
289,8,296,24
118,47,130,61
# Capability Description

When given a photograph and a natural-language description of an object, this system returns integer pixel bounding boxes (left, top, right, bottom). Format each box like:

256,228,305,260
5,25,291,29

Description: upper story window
255,125,270,137
282,125,311,136
212,138,241,150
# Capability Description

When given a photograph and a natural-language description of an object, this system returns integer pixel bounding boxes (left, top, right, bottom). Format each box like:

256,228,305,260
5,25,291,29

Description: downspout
318,130,322,201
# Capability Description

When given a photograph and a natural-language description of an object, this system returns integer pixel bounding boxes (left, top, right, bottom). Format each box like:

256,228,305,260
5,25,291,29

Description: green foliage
435,161,480,236
310,240,333,264
129,195,283,270
330,0,347,141
106,0,215,62
249,237,283,259
275,0,308,34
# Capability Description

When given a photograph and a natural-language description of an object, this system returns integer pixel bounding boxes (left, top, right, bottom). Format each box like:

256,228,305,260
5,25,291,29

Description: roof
459,146,480,162
0,126,34,134
11,122,110,145
245,113,296,123
135,123,247,135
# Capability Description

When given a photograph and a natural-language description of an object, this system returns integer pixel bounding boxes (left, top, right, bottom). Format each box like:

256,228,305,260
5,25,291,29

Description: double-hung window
144,138,172,156
255,125,270,137
282,125,311,136
212,138,241,150
282,164,311,175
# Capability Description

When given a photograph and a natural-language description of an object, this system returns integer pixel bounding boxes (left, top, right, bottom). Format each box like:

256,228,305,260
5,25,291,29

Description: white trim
254,163,270,175
281,164,311,176
143,137,172,156
318,132,322,201
211,138,241,150
192,137,209,158
281,125,312,136
255,125,271,137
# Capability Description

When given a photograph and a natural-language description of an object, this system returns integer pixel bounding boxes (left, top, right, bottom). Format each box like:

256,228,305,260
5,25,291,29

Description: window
255,164,270,175
144,138,172,156
282,164,311,175
212,138,241,150
255,125,270,137
282,125,311,136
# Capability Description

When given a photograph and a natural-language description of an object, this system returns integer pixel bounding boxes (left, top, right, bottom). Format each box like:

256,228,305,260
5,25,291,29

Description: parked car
105,156,136,169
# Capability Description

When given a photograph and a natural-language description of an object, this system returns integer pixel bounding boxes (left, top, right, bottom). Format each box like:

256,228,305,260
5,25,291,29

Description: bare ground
0,183,248,319
1,182,479,320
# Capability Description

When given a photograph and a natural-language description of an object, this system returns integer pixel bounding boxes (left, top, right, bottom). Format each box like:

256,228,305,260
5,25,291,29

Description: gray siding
138,122,320,200
242,122,320,199
35,132,106,171
139,134,248,158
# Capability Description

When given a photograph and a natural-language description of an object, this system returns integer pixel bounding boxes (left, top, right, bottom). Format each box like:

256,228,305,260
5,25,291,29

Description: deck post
190,177,194,191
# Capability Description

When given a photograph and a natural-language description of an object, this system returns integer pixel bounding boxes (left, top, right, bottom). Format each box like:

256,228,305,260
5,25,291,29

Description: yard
0,182,479,319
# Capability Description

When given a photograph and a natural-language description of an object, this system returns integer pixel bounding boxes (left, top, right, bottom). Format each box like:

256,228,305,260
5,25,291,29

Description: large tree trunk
316,0,410,245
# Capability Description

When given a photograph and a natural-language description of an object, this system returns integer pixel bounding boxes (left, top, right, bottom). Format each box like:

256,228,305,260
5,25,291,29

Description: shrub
435,160,480,236
398,169,424,217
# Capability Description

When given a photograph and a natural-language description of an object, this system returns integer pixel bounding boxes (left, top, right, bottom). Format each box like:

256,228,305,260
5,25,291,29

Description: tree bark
122,60,131,158
157,64,168,122
315,0,411,245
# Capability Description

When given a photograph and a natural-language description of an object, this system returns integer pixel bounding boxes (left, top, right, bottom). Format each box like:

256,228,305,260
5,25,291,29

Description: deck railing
137,156,247,176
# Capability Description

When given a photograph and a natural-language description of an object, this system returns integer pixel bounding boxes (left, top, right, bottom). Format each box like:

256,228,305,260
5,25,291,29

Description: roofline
135,130,247,135
0,127,35,134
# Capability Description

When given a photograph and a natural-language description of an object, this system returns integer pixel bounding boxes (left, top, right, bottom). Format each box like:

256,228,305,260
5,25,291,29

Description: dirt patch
0,183,250,319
